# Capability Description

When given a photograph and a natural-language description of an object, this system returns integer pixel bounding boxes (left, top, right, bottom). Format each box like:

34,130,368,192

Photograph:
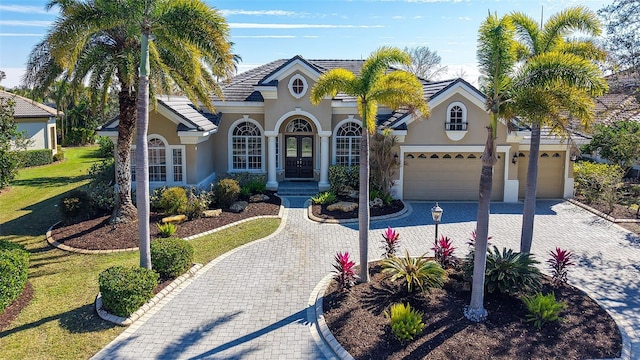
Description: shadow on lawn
10,175,90,189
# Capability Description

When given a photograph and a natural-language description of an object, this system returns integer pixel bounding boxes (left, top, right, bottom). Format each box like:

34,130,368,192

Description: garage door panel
517,152,564,198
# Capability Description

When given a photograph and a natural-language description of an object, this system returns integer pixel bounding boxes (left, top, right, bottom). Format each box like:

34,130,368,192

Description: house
0,90,58,155
98,55,583,202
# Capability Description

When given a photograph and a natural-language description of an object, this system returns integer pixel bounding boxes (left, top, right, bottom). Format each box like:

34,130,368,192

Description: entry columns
319,131,332,191
265,131,278,191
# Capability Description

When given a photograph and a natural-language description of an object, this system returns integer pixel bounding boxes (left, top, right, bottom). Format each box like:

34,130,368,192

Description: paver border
46,198,285,254
567,198,640,224
307,200,410,224
309,264,633,360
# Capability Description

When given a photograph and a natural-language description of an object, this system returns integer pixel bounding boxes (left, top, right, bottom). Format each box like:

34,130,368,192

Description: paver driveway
93,199,639,359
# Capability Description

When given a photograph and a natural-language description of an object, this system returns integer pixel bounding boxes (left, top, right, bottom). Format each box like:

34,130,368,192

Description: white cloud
0,33,44,37
0,20,52,27
229,23,384,29
458,16,471,21
0,5,53,15
220,9,308,17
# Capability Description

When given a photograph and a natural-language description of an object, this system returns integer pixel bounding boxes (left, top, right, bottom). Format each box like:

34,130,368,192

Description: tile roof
157,96,220,132
0,90,58,118
593,92,640,125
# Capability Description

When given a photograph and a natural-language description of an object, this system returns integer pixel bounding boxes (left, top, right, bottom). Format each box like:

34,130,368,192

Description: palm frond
309,69,357,105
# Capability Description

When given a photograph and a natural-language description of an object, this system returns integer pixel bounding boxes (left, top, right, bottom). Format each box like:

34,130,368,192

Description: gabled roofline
260,55,323,84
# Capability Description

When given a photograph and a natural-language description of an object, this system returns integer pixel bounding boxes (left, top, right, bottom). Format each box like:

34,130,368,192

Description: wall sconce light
570,154,578,162
512,153,518,164
394,153,399,162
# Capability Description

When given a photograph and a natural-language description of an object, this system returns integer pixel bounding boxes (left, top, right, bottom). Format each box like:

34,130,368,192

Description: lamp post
431,202,443,251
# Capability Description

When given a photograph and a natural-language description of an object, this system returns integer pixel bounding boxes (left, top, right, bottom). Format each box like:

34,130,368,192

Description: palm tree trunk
358,130,371,283
136,31,151,269
465,127,496,322
520,123,540,253
110,88,138,224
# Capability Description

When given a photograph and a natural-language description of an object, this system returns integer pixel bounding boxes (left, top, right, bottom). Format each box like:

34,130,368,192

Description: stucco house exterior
98,55,584,202
0,90,58,155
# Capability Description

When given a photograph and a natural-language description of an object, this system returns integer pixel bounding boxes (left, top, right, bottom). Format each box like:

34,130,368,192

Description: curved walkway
93,199,639,359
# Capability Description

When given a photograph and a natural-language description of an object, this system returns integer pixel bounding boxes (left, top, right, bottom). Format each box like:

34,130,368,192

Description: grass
0,146,280,359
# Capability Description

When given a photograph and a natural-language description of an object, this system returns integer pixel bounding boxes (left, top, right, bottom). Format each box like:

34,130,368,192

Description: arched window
148,138,167,182
232,120,262,170
335,121,361,166
446,102,467,131
285,118,313,133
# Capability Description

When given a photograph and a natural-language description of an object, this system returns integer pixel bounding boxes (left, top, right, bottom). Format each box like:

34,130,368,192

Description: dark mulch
311,199,405,220
573,195,640,234
323,263,622,360
50,195,281,250
0,282,34,332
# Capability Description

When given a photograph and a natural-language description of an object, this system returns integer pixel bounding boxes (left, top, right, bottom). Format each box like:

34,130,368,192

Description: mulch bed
573,195,640,234
0,282,34,332
323,263,622,360
311,199,405,220
50,195,281,250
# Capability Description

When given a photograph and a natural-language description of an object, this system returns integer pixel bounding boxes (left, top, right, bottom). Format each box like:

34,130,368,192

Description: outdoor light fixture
431,202,443,251
512,153,518,164
394,153,399,162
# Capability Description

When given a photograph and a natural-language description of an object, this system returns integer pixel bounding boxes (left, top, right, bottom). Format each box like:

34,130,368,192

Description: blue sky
0,0,609,89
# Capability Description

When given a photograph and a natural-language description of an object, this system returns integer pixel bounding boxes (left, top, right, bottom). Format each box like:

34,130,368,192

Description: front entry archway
284,135,314,178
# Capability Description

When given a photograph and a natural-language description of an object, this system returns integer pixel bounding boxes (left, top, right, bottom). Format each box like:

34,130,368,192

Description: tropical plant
485,246,542,295
385,302,425,341
380,226,401,258
467,12,518,322
381,251,446,293
156,222,177,238
522,292,566,330
507,7,608,254
328,164,359,194
547,247,575,284
332,251,357,291
311,191,337,205
431,235,457,269
310,47,429,282
370,129,399,195
467,228,493,248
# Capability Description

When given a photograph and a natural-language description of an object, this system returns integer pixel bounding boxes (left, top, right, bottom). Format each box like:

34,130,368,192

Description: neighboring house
0,90,58,155
98,55,582,201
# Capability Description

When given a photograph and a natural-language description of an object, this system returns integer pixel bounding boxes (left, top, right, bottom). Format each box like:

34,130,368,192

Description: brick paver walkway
93,199,639,359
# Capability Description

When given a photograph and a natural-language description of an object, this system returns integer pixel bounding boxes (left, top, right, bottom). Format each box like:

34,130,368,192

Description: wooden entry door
284,135,313,178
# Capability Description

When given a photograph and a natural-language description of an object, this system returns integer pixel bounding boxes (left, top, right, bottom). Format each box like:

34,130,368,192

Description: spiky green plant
485,246,541,295
385,302,424,341
156,222,177,238
522,292,566,330
381,250,446,292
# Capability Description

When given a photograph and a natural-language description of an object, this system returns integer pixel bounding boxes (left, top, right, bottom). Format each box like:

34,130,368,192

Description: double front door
284,135,313,178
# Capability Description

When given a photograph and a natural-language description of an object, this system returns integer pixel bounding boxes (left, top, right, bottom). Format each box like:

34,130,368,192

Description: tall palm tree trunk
358,130,371,283
520,123,540,253
136,32,151,269
465,127,496,322
110,89,138,224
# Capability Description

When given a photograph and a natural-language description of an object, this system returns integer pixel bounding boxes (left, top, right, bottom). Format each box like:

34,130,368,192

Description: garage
403,152,505,201
517,151,565,198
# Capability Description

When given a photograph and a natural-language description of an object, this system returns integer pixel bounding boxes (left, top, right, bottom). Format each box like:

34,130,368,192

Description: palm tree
508,7,608,253
310,47,428,282
24,0,235,228
466,12,518,322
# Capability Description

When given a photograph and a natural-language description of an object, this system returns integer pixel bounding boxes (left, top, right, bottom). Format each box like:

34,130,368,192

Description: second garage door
403,152,504,201
517,151,565,198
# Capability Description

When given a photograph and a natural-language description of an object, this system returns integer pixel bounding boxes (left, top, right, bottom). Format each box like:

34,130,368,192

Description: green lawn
0,147,280,359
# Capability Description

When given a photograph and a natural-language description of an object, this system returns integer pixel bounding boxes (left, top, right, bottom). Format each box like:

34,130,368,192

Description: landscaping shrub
96,136,114,158
547,247,575,285
329,165,359,194
184,188,211,219
64,127,96,146
59,189,92,222
332,251,358,291
385,303,424,342
370,129,399,195
159,187,188,215
574,161,623,210
150,186,169,211
0,240,29,313
53,145,65,162
150,237,194,278
370,189,393,205
522,292,566,330
240,177,266,196
156,222,177,238
381,251,446,293
485,246,541,295
214,178,240,208
98,266,159,317
15,149,53,168
431,235,457,269
86,159,115,214
380,227,400,258
311,191,337,205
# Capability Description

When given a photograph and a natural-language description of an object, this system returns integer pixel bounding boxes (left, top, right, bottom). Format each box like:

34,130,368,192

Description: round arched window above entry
288,74,308,99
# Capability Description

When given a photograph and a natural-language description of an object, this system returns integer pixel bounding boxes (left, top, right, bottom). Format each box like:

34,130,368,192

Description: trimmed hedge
0,240,29,313
98,266,159,317
151,238,194,278
15,149,53,168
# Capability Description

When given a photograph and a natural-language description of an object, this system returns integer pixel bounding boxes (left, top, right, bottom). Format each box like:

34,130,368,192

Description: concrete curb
566,198,640,224
95,263,203,326
307,200,411,224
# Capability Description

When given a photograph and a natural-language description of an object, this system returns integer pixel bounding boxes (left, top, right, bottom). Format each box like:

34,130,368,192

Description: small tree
582,120,640,172
0,97,19,189
370,129,398,195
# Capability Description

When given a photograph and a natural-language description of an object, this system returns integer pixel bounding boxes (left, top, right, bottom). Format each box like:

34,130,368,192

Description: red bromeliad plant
467,229,493,248
547,247,575,284
333,251,358,291
431,235,457,268
381,227,401,258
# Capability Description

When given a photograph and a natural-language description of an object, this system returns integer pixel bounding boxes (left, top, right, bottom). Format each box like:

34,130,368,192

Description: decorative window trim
332,117,363,166
130,134,186,186
445,101,468,141
227,117,265,173
288,74,308,99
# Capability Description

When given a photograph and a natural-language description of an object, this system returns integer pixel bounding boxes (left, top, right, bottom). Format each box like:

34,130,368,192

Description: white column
266,134,278,191
319,133,330,191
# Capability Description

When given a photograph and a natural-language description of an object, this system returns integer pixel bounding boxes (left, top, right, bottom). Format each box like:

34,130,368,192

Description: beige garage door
517,152,564,198
403,152,504,201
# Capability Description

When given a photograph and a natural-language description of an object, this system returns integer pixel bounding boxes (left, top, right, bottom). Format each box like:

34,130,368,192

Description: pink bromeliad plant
467,228,493,248
547,247,575,284
431,235,457,268
381,227,401,258
332,251,358,291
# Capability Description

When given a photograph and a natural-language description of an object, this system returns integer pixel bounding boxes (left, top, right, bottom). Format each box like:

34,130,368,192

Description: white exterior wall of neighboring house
13,117,57,154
